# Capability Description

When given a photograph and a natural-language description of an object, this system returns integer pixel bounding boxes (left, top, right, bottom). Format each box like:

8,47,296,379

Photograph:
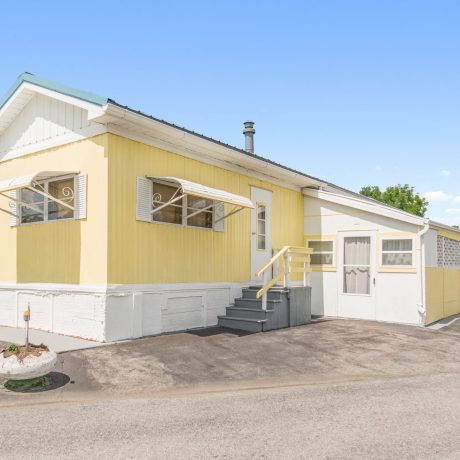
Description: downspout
416,220,430,325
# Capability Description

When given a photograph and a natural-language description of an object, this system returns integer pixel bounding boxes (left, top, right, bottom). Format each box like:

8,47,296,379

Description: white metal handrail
255,246,313,310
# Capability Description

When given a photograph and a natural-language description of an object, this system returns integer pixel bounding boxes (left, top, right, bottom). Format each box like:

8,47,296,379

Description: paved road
1,318,460,459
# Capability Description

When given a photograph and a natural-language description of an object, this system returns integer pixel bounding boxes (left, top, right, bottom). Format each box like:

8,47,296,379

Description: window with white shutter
8,189,18,227
136,176,153,222
74,174,87,220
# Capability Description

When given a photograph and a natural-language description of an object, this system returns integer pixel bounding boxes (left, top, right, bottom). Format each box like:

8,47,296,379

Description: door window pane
343,236,371,294
256,204,266,250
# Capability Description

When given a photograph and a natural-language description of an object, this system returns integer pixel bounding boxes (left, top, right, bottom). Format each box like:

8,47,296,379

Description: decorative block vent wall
437,235,460,268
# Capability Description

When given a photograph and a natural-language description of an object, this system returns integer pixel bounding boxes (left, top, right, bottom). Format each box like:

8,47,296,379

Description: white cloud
440,170,451,176
424,191,453,202
452,196,460,205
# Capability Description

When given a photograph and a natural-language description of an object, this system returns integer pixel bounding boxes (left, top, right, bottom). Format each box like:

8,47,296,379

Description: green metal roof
0,72,108,109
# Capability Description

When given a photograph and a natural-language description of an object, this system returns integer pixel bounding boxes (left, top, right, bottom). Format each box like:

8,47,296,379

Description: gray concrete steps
217,316,266,333
225,306,274,320
241,288,286,300
234,298,282,309
219,285,311,333
218,285,287,332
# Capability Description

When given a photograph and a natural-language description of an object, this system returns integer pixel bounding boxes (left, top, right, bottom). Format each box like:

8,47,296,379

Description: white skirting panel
0,282,247,342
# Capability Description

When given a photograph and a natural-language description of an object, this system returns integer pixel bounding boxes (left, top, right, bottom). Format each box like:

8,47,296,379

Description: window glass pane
308,241,333,252
311,253,333,265
382,239,412,252
344,267,370,294
20,188,44,224
48,178,75,221
344,237,370,265
382,253,412,266
152,182,183,224
257,219,266,236
257,235,266,250
257,205,266,220
187,196,213,228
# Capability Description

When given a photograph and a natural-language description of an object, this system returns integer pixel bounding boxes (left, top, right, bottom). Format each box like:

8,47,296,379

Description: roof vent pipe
243,120,255,153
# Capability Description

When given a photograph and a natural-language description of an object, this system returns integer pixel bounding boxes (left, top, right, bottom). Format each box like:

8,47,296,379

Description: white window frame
151,179,216,231
18,174,76,226
380,236,415,268
307,239,335,266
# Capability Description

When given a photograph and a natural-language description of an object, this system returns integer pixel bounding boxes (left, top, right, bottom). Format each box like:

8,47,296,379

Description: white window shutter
136,176,153,222
213,201,225,232
74,174,87,220
8,190,18,227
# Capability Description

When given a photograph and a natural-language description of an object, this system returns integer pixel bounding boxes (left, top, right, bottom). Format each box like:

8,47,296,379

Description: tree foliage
359,184,428,217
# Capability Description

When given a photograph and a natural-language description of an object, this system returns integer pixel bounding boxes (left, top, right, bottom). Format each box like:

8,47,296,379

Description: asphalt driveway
2,317,460,403
2,318,460,459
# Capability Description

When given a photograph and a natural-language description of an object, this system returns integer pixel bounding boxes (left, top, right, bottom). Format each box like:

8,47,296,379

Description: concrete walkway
0,326,103,353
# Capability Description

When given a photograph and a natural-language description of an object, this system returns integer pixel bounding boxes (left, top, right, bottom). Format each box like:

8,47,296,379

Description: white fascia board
95,103,326,191
304,188,426,227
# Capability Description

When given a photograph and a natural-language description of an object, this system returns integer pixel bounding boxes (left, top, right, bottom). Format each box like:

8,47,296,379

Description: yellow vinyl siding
107,134,304,284
16,221,81,283
0,135,108,284
425,267,460,324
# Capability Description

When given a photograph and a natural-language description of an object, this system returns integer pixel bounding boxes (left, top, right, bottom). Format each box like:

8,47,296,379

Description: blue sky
1,1,459,224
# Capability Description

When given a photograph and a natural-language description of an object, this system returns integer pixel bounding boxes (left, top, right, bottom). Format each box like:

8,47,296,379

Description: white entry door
337,231,376,320
250,187,273,282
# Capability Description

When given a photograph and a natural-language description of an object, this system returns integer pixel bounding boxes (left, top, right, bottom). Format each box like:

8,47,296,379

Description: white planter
0,351,57,380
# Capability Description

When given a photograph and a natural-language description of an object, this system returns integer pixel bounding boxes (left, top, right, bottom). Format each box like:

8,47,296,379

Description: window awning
148,176,254,209
0,171,78,219
0,171,78,193
147,176,254,225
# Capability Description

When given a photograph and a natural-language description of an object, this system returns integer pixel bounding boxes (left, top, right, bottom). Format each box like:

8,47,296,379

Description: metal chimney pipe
243,120,255,153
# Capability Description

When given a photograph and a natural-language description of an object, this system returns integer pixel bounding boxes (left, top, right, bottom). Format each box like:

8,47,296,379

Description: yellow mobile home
0,74,457,341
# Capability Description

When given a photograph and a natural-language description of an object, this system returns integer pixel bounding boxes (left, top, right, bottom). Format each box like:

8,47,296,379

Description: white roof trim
0,171,78,193
303,188,426,227
148,176,254,209
99,103,326,190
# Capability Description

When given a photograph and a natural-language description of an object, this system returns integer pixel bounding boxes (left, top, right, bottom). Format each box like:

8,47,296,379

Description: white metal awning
147,176,254,224
0,171,78,193
149,176,254,208
0,171,78,219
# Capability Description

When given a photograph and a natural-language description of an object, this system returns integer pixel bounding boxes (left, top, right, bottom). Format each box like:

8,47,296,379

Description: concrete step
234,298,282,309
247,285,286,291
217,316,265,333
225,306,273,320
242,288,286,301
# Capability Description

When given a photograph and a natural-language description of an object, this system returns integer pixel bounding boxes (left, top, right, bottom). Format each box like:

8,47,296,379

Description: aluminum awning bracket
150,194,185,216
26,185,75,211
0,190,42,215
186,203,214,220
214,205,245,224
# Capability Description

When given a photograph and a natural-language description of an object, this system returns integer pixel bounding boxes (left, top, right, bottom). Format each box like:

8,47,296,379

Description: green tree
359,184,428,217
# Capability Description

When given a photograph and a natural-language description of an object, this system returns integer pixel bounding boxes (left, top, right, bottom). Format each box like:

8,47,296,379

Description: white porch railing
255,246,313,310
